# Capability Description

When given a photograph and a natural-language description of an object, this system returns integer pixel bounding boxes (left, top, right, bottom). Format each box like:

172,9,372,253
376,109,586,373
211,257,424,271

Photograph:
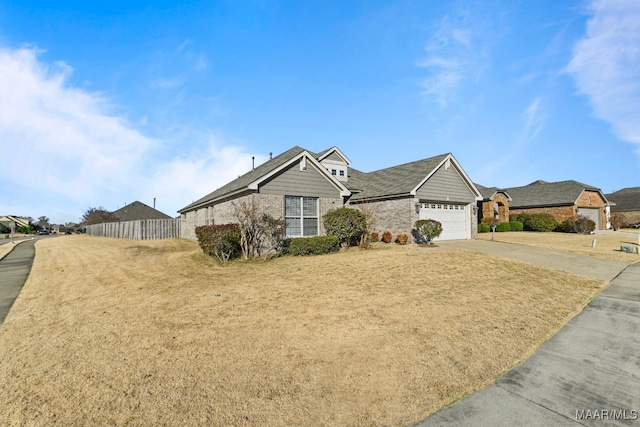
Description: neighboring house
178,146,482,241
605,187,640,226
0,215,30,230
480,180,610,229
475,185,512,223
112,201,173,221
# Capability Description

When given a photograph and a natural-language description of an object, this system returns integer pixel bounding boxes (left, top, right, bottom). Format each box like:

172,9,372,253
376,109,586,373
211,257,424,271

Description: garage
419,203,469,240
577,207,601,229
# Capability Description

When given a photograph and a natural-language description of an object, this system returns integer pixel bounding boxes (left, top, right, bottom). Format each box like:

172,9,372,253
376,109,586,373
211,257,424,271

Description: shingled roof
347,154,450,201
111,201,173,221
179,147,475,211
606,187,640,212
504,180,602,208
179,146,316,212
474,184,512,201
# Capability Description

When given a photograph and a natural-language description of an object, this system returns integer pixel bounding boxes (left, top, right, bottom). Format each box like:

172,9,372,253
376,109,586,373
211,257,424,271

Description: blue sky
0,0,638,224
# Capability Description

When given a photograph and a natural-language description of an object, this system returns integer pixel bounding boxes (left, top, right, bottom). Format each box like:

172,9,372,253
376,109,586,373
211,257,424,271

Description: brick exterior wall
349,197,478,242
576,190,607,229
349,198,416,241
180,193,343,240
479,193,510,223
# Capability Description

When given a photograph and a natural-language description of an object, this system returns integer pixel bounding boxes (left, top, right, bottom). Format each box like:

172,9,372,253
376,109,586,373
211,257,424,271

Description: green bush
195,224,242,264
323,207,366,247
495,222,511,232
509,221,523,231
554,218,575,233
414,219,442,244
510,213,529,224
523,213,558,232
478,223,490,233
288,235,340,256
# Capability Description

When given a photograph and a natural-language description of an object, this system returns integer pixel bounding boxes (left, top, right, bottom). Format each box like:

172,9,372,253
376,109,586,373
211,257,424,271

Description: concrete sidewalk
414,242,640,426
0,239,36,325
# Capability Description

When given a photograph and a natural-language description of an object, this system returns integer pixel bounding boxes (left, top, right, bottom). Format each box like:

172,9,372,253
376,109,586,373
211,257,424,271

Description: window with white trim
285,196,318,237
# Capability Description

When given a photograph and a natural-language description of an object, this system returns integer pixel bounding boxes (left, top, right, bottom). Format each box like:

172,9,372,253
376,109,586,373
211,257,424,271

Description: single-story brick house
474,180,611,229
178,146,482,241
605,187,640,227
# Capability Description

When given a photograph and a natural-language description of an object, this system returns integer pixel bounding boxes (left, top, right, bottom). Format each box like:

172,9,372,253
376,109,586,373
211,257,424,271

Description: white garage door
577,208,601,229
419,203,469,240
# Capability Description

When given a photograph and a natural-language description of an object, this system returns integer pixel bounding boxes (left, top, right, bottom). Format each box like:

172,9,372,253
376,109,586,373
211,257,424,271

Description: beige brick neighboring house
178,146,482,242
0,215,30,230
496,180,610,229
475,185,512,223
605,187,640,227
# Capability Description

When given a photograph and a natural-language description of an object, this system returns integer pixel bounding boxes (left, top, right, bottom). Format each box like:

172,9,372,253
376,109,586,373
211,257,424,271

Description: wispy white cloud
476,97,545,185
522,97,545,143
567,0,640,150
0,47,256,222
417,13,488,107
150,76,184,89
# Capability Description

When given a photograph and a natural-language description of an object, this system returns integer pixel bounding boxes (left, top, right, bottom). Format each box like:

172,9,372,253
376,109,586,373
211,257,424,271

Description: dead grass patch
0,236,605,426
478,231,640,262
0,243,15,260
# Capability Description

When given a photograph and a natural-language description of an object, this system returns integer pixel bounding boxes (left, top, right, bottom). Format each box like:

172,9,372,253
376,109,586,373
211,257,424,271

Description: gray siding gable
416,162,477,203
260,159,342,198
323,152,346,163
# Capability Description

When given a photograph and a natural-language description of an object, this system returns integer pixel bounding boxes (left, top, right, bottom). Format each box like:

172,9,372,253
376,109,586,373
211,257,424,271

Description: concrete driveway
438,239,628,281
414,240,640,426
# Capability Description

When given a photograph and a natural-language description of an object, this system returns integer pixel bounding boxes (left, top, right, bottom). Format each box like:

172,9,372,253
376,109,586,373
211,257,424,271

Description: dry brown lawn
0,242,15,260
0,236,605,426
477,230,640,263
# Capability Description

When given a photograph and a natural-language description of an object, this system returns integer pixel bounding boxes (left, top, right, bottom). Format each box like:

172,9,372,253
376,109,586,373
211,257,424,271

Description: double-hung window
285,196,318,237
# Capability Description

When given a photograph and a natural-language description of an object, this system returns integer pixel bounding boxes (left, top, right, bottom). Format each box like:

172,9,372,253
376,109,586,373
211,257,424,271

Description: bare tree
37,216,50,229
359,205,378,248
82,207,120,225
232,196,286,260
232,196,263,260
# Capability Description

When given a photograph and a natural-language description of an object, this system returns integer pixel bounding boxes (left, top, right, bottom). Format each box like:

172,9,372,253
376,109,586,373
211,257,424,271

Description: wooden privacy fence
85,219,180,240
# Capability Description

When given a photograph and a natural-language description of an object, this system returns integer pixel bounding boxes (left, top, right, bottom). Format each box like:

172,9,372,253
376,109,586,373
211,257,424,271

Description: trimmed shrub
555,215,596,234
510,213,530,224
381,231,393,243
478,223,490,233
523,213,558,232
323,207,367,247
554,218,575,233
195,224,242,264
395,233,409,245
495,222,511,232
287,235,340,256
509,221,523,231
414,219,443,244
370,232,380,242
573,215,596,234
